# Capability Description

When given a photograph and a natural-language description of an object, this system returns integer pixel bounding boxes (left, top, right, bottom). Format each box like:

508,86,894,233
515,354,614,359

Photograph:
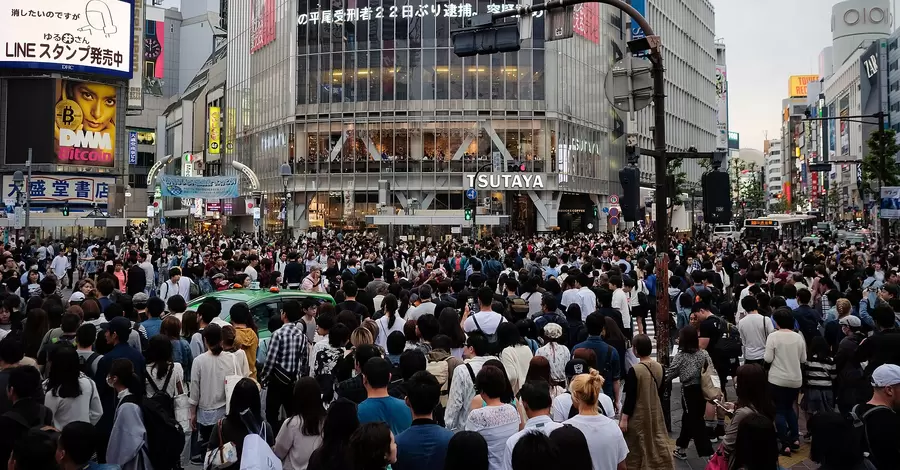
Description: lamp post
280,163,293,245
12,170,24,242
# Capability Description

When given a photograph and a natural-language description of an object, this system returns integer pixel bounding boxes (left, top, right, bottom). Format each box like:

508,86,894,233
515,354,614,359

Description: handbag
204,420,238,470
240,423,282,470
225,353,242,414
701,353,722,401
705,443,728,470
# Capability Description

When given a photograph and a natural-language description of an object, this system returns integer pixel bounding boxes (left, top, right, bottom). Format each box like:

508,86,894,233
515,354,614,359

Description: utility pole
24,148,32,242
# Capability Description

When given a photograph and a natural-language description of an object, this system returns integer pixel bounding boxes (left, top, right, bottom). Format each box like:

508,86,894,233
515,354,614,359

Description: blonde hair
836,298,851,316
351,327,374,347
569,368,605,408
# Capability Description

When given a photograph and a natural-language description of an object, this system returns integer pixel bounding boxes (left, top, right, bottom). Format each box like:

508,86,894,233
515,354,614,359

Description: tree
769,198,787,213
825,189,841,217
862,128,900,243
740,174,766,215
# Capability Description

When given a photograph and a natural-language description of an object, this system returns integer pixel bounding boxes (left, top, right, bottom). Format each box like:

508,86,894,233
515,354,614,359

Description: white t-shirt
737,312,775,361
611,288,631,328
503,416,564,470
563,414,629,470
464,311,506,335
551,392,616,422
374,315,406,351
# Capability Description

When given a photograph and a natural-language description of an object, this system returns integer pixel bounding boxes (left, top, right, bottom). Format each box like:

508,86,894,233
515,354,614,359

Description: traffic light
452,24,521,57
592,206,598,218
702,171,732,224
618,167,641,222
464,207,473,221
61,203,69,217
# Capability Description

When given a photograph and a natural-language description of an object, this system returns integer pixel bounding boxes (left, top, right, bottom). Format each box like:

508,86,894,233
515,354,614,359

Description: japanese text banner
1,0,134,78
159,176,239,199
1,174,114,203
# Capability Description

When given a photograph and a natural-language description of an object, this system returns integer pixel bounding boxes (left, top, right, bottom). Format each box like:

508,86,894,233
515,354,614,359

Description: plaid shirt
258,320,309,384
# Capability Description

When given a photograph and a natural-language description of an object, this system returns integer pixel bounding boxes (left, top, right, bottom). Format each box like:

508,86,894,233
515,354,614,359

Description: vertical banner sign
715,64,728,150
209,107,221,154
226,108,236,154
55,80,117,168
344,180,355,219
128,131,138,165
628,0,648,56
572,3,599,44
250,0,276,53
128,0,145,111
880,187,900,219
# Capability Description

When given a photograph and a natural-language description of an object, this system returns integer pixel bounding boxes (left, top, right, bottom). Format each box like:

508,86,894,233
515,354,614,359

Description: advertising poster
54,79,117,168
881,186,900,219
144,18,165,81
840,106,849,156
829,103,836,156
209,106,221,154
251,0,275,53
572,3,599,45
1,0,134,78
159,175,239,199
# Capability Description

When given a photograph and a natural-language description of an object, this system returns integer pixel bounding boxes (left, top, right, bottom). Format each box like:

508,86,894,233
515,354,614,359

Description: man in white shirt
609,275,632,337
443,332,492,432
159,267,193,305
244,254,260,281
560,276,580,312
49,252,69,287
139,253,156,295
463,287,506,335
503,381,563,470
575,274,597,322
736,295,774,366
406,284,437,321
735,271,758,321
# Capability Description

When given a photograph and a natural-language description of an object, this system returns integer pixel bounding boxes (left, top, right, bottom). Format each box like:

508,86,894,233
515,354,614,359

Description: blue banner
629,0,646,41
128,132,138,165
159,176,240,199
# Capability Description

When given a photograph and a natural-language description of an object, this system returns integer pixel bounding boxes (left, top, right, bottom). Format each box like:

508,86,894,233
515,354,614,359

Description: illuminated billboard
54,79,118,167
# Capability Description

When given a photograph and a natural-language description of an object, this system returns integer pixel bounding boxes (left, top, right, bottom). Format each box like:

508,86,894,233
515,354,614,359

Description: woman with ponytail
106,358,153,470
563,368,629,470
374,294,404,351
188,323,239,465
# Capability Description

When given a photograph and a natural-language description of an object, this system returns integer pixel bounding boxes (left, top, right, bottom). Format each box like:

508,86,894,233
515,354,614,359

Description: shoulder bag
701,352,722,401
204,419,238,470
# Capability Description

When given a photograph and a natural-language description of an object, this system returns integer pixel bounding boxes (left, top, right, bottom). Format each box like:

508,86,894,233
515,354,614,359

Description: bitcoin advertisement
54,79,117,167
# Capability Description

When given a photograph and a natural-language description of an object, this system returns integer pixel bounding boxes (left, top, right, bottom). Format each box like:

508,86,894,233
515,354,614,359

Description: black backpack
121,369,185,470
147,364,177,419
79,352,100,376
472,315,501,355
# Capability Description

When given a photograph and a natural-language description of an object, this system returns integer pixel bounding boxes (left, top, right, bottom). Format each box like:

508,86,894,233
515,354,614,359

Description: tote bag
224,353,242,414
701,353,722,401
241,424,282,470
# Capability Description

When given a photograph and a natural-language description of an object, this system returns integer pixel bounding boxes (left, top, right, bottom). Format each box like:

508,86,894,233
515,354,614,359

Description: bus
742,214,817,243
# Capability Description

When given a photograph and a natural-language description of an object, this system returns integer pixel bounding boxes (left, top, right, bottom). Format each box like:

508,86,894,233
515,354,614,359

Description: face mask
106,377,115,388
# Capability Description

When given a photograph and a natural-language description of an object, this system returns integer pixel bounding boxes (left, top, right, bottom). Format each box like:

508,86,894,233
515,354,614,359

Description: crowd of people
0,226,895,470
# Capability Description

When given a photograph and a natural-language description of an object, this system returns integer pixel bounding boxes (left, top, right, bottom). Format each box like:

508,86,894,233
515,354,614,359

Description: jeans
266,379,295,435
677,384,714,457
771,384,800,446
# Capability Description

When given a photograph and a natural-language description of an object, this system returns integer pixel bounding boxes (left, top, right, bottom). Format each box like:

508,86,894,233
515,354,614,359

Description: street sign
609,194,619,205
146,206,154,218
609,207,620,217
604,56,654,113
3,198,14,207
609,216,620,226
602,207,610,214
465,188,477,200
254,219,260,227
252,207,261,220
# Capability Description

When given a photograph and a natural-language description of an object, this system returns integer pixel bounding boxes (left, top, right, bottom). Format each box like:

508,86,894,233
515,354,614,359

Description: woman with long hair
43,345,102,429
274,377,327,470
374,294,404,351
498,322,533,394
106,358,153,470
144,334,186,400
563,369,629,470
438,307,466,359
307,398,360,470
349,422,397,470
722,364,777,469
619,334,673,470
666,325,715,460
161,315,193,377
22,308,49,361
188,323,239,465
549,425,592,470
207,378,275,470
444,431,489,470
466,365,521,469
730,413,781,470
221,325,251,378
525,356,566,398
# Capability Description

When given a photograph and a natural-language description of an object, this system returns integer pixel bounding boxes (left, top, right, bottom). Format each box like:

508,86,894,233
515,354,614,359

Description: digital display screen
746,220,778,227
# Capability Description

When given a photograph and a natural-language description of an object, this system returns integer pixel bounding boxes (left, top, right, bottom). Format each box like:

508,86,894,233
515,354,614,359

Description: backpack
712,315,743,359
506,296,530,318
189,279,201,298
133,323,149,353
472,315,501,355
79,352,100,376
146,364,177,420
425,356,453,426
119,392,185,470
850,404,894,459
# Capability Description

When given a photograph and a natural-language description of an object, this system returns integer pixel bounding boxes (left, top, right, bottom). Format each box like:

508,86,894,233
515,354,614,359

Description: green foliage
861,129,900,197
768,199,786,213
667,158,688,208
740,177,765,213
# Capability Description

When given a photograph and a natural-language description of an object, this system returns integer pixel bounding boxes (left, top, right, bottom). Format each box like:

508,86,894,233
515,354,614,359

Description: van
712,224,740,241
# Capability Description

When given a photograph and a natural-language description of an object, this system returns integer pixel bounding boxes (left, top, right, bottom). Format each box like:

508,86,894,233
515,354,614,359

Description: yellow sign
226,108,235,154
209,106,221,154
788,75,818,97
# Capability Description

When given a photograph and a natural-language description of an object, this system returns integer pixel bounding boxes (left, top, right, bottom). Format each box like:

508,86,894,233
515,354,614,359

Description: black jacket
0,398,53,464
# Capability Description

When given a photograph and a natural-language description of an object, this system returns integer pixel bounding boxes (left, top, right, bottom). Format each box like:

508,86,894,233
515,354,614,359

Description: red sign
572,3,599,45
810,172,819,199
206,202,221,212
250,0,276,53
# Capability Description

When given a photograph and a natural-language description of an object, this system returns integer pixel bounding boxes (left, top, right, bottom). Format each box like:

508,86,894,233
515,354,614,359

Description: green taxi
186,288,335,339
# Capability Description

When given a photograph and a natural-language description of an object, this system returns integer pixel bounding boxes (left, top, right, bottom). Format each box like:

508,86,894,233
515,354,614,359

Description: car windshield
187,296,241,318
714,226,734,233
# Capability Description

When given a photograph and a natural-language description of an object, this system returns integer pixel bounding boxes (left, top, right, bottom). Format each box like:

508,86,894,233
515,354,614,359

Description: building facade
823,47,866,216
764,139,784,204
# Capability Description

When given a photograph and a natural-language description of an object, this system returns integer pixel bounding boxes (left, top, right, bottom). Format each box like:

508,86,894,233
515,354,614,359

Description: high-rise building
764,139,784,205
831,0,890,67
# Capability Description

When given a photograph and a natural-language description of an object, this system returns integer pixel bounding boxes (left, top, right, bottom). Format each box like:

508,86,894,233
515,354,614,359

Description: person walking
619,334,673,470
666,325,715,460
765,308,807,456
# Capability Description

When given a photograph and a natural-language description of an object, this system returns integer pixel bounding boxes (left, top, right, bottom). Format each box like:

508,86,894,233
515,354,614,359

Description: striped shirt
805,356,836,388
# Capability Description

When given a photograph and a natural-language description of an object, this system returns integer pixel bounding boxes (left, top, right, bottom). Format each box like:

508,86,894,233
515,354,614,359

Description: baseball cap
132,292,149,306
107,317,132,342
565,358,589,379
69,292,85,303
871,364,900,387
839,315,862,328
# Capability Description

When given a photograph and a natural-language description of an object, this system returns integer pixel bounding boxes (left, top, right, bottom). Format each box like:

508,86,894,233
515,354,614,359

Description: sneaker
189,456,204,466
709,436,720,444
673,448,688,460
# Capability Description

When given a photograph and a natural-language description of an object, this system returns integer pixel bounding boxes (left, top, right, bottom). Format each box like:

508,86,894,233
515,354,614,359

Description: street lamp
11,170,25,241
280,163,293,244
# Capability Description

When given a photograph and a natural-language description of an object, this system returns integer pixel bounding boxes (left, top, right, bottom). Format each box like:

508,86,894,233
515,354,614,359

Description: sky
710,0,853,152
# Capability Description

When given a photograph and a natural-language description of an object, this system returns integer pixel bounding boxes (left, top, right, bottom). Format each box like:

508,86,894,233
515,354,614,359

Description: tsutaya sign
298,3,544,24
467,173,545,190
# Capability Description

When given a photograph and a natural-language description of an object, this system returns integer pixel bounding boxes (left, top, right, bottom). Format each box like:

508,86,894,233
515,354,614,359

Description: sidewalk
668,382,816,470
